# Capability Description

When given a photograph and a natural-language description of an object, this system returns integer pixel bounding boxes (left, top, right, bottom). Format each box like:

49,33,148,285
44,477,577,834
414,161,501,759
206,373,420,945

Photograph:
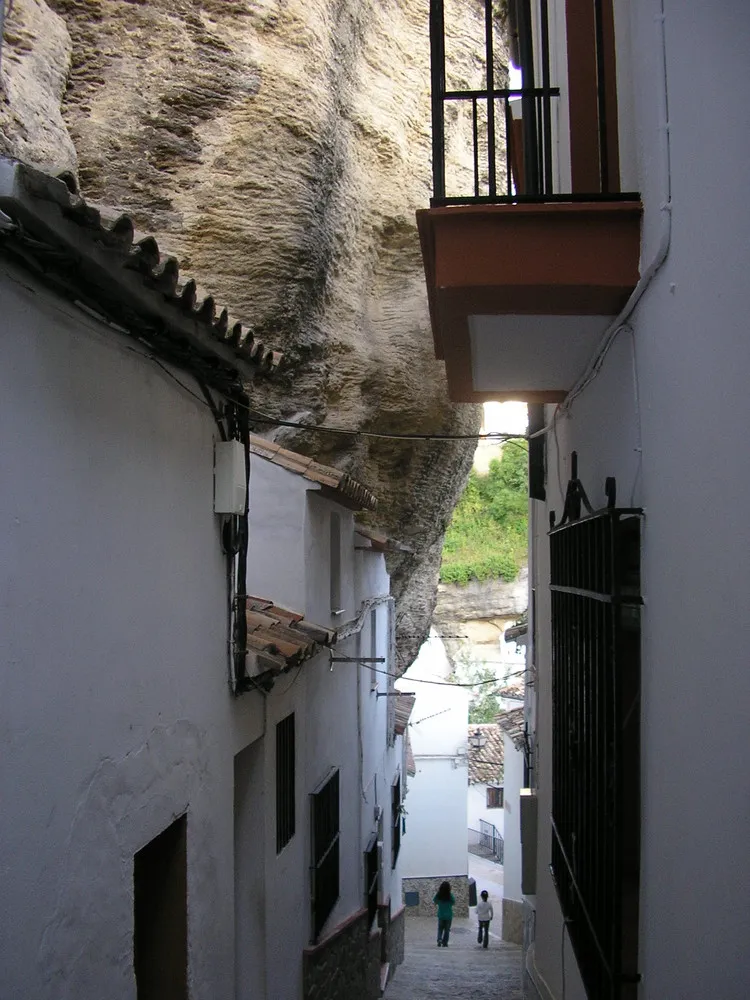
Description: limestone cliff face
0,0,510,668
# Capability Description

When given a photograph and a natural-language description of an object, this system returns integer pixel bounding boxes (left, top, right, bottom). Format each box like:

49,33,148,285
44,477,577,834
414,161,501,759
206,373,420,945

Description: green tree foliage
450,650,502,723
440,440,528,586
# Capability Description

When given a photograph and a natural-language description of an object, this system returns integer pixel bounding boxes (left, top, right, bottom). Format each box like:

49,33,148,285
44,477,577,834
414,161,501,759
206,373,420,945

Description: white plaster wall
246,459,309,612
0,263,265,1000
305,492,356,628
235,493,398,995
501,737,524,904
397,635,470,879
467,783,505,838
529,4,750,997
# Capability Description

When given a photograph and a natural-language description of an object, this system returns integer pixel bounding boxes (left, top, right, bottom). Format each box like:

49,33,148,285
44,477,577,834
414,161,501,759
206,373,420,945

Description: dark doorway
134,814,188,1000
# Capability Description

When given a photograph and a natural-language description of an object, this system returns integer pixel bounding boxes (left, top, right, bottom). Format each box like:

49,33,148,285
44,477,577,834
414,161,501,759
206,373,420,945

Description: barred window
276,713,295,853
549,463,642,999
310,769,340,941
391,776,401,868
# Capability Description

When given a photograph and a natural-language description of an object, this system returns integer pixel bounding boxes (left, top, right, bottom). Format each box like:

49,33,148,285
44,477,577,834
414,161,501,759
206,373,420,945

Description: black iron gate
549,454,642,999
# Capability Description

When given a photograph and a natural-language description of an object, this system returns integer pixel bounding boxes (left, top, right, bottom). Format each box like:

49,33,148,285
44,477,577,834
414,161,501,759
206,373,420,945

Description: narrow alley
384,916,524,1000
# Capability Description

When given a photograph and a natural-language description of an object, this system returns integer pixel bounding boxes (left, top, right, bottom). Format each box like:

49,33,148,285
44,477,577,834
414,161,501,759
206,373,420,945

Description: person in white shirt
476,890,494,948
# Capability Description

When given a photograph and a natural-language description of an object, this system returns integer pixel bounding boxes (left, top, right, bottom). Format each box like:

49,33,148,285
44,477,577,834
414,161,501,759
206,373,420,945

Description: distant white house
396,633,471,916
497,707,526,945
467,723,506,848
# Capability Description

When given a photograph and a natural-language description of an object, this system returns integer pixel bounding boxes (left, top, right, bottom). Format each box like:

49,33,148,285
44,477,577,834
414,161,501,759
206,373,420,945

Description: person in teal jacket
433,881,455,946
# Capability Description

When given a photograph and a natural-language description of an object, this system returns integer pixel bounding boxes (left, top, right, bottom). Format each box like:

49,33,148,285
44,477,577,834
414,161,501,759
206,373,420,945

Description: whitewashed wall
467,783,505,838
501,737,524,905
236,465,400,997
397,635,470,879
529,3,750,998
0,261,264,1000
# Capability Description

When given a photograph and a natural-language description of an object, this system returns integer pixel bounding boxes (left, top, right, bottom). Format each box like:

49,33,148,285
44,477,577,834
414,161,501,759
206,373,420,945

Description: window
134,815,187,1000
364,835,379,928
549,466,642,999
310,769,340,941
369,608,378,689
329,512,343,616
486,786,504,809
276,713,295,853
391,776,401,868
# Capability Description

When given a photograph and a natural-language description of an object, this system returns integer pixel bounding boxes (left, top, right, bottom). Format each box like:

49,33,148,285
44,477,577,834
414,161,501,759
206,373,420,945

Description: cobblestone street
384,916,524,1000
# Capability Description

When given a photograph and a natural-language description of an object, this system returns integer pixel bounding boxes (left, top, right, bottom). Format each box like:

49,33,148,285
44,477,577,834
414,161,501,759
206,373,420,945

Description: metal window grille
310,769,340,941
549,458,642,999
391,777,401,868
365,835,379,929
276,713,295,853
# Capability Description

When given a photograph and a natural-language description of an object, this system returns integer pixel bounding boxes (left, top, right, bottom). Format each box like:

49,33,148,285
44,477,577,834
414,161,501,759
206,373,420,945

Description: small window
391,776,401,868
487,786,504,809
369,608,378,689
330,512,343,616
276,713,295,853
311,769,340,940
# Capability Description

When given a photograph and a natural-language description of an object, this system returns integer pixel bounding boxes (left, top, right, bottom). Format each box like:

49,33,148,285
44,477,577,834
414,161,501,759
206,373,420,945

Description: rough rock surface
1,0,510,668
0,0,77,173
434,568,528,629
433,567,528,667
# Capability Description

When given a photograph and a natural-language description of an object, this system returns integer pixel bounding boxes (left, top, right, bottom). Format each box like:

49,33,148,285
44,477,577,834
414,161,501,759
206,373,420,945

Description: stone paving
384,916,524,1000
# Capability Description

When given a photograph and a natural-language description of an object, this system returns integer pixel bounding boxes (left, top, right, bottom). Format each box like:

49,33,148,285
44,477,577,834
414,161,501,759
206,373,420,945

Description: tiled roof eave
0,158,281,397
248,434,377,512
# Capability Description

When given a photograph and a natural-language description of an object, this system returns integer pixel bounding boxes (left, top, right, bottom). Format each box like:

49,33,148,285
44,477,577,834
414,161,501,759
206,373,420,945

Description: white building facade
0,159,407,1000
418,2,750,998
397,633,471,917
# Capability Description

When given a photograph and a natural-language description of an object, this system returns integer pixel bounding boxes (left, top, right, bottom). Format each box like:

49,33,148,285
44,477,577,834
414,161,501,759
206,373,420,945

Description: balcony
418,0,642,403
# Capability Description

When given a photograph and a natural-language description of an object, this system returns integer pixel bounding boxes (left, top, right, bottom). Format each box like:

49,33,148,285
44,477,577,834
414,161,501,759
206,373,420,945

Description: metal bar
329,656,385,663
484,0,497,197
430,190,641,207
539,0,554,193
472,97,480,197
551,818,615,980
429,0,446,201
444,86,560,99
593,0,610,192
504,95,512,196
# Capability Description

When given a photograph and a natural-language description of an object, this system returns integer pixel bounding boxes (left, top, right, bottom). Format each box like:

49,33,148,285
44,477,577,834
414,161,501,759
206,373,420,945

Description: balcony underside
417,201,642,403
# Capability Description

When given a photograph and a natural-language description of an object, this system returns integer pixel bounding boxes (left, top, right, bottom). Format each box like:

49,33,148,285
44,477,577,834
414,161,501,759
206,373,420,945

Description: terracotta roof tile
354,523,415,554
394,693,416,735
243,597,336,678
497,682,525,700
0,158,281,398
248,434,377,511
497,707,526,751
467,724,505,784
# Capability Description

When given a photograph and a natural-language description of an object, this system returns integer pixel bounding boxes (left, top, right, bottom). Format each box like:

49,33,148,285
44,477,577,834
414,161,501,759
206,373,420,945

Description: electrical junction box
214,440,247,515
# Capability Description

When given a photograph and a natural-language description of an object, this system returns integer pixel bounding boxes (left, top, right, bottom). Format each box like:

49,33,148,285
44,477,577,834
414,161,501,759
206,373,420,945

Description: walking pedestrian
476,890,494,948
433,881,455,947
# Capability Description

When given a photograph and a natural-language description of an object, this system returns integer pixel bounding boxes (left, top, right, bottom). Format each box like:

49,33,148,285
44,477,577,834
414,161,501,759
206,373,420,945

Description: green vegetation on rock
440,439,528,586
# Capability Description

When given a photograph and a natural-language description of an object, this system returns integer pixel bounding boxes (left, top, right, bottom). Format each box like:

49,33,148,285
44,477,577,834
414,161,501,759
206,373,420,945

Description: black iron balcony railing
430,0,558,204
428,0,630,206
